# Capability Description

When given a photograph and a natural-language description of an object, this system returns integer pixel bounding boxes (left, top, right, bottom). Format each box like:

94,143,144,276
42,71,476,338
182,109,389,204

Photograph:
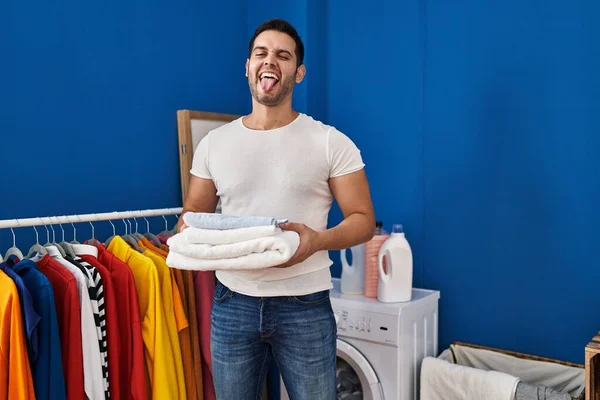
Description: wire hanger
142,213,162,246
70,216,81,244
58,216,77,258
104,213,119,248
26,219,48,259
45,217,67,258
131,216,144,242
3,221,25,262
121,216,145,253
158,214,175,238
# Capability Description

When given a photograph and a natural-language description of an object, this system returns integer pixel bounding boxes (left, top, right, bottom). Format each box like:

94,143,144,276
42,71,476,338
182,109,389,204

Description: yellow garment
108,236,186,400
0,270,35,400
138,240,188,331
138,245,189,333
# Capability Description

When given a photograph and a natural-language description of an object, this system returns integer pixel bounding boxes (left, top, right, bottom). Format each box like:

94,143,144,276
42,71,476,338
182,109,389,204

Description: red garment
193,271,216,400
80,254,122,400
36,255,85,400
94,243,148,400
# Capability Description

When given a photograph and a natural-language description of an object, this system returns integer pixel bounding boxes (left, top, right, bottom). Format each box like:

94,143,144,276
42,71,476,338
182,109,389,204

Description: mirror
176,109,239,212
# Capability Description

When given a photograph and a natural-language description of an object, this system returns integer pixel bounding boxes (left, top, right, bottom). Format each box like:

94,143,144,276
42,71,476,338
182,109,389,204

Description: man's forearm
315,212,375,252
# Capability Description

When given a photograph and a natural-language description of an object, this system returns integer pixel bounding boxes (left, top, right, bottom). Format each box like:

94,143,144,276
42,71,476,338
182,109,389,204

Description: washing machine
281,278,440,400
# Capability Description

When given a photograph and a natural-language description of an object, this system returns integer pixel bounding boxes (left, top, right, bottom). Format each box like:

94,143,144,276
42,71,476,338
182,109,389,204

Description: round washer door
336,339,384,400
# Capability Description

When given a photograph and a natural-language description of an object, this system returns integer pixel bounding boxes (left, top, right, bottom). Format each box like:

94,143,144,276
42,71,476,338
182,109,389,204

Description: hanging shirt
0,262,40,366
11,259,67,400
43,246,105,400
138,238,203,399
65,253,110,399
107,236,186,400
139,240,195,398
0,269,36,399
193,270,217,400
36,254,85,400
75,244,122,400
88,241,147,400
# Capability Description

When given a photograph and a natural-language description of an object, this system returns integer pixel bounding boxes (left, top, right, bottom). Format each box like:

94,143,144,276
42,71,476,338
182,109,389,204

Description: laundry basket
422,341,592,400
586,331,600,400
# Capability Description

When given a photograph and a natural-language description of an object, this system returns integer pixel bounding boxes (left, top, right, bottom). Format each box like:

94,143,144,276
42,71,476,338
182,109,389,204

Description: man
178,19,375,400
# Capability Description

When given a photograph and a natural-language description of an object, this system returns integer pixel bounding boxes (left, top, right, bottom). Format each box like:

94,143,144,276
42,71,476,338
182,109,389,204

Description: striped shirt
67,256,110,399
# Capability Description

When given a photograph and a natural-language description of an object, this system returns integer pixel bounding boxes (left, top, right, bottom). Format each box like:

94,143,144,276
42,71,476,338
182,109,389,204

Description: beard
249,72,295,106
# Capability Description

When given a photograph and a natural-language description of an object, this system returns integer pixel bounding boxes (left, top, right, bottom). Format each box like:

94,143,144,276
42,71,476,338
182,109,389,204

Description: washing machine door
336,339,384,400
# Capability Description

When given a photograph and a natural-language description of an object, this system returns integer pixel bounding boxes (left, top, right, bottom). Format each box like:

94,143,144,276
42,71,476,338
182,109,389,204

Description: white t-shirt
190,113,365,296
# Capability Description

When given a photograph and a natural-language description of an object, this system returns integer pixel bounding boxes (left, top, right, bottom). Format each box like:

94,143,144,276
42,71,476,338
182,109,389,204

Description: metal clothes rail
0,207,183,229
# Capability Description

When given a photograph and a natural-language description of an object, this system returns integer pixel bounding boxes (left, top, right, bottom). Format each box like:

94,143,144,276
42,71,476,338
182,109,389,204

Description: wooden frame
586,332,600,400
176,110,239,203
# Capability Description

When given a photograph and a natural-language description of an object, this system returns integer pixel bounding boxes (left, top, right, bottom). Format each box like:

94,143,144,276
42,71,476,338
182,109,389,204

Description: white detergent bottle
340,244,366,294
377,224,413,302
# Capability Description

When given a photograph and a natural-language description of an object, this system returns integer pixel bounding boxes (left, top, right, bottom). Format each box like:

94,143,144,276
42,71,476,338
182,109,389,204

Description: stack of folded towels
165,212,300,271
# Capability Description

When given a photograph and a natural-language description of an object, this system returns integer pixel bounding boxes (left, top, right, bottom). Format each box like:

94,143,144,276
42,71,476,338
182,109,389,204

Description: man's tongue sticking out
261,77,277,92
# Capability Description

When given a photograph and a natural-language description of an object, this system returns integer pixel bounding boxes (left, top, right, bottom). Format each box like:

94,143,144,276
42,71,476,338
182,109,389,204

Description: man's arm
176,175,219,232
317,168,376,250
277,169,375,267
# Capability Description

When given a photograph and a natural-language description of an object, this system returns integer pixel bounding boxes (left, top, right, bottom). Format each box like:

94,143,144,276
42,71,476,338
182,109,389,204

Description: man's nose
264,53,276,66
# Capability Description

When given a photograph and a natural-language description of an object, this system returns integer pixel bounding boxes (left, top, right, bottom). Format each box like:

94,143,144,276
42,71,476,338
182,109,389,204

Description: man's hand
274,222,322,268
178,222,188,233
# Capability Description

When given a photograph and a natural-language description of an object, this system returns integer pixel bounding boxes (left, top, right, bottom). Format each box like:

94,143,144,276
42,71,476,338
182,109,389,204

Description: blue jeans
210,279,337,400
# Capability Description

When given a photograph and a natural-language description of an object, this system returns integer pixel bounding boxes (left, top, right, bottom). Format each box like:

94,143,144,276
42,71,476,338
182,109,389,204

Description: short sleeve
327,128,365,178
190,134,212,179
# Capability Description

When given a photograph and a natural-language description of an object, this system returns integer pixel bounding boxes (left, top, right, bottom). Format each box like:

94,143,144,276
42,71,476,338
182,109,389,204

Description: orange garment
139,238,203,400
160,244,170,253
181,270,204,400
0,270,35,400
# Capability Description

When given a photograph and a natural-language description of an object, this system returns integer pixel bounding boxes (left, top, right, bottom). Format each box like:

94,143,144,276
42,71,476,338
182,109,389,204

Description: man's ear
295,65,306,83
245,59,249,77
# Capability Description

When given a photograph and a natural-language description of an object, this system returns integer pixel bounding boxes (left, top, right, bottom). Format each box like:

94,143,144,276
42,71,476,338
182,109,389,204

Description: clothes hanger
104,219,118,247
70,217,81,244
26,221,48,259
158,214,176,238
3,223,25,262
142,215,162,246
85,218,103,247
121,218,145,253
57,216,77,258
130,217,145,242
44,217,67,258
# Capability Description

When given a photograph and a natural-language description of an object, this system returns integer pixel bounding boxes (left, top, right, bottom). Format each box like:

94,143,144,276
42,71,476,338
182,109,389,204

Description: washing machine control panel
334,308,398,346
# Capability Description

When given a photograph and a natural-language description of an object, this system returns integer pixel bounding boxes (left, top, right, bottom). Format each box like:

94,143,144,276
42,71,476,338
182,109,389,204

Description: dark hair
248,19,304,67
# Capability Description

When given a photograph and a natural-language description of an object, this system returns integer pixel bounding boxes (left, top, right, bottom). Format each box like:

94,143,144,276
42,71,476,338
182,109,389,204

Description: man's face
246,30,305,106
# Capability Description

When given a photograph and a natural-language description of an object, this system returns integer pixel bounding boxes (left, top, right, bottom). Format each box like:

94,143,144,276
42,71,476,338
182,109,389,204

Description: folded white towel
165,230,300,271
420,356,519,400
178,225,279,245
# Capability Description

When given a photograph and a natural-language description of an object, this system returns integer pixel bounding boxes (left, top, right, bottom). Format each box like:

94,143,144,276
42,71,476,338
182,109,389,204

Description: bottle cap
392,224,404,234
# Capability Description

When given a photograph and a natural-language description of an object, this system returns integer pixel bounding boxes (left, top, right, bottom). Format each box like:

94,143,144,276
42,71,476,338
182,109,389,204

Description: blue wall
2,0,598,369
327,0,600,364
0,0,250,245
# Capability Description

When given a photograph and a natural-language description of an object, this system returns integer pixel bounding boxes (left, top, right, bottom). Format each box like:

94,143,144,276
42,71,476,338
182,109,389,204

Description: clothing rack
0,207,183,229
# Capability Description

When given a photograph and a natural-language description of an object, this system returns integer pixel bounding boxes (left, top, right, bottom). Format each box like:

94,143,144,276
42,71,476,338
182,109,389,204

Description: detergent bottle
364,221,389,298
340,244,366,294
377,224,413,302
